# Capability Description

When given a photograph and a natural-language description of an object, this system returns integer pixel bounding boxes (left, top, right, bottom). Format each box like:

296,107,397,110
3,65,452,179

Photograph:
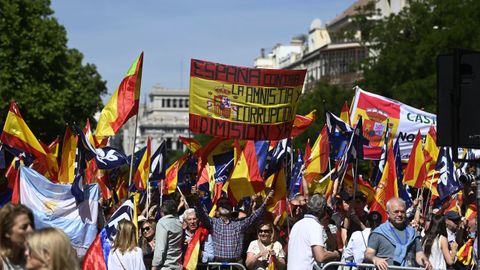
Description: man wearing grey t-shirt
364,198,432,270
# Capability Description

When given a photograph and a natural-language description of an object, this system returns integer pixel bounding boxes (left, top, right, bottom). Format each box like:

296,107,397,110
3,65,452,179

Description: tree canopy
0,0,107,142
356,0,480,113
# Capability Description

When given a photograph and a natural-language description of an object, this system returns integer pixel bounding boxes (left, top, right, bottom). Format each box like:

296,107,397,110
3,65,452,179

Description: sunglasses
258,229,272,234
142,227,151,233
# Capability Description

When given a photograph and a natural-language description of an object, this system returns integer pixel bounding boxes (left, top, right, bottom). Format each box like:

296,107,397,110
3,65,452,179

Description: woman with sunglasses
138,219,156,269
245,221,286,270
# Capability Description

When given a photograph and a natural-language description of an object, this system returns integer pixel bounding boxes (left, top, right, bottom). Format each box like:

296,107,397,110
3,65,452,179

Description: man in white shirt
287,194,341,270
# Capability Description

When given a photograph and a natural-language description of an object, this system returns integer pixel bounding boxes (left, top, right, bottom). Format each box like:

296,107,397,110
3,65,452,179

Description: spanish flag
465,203,477,221
227,140,266,203
179,136,202,154
133,136,151,191
1,101,47,160
183,227,209,270
290,110,316,138
304,125,329,182
370,141,398,221
423,126,438,172
403,130,427,188
456,238,475,266
96,52,143,138
266,163,287,213
58,126,77,184
340,100,351,126
164,154,188,194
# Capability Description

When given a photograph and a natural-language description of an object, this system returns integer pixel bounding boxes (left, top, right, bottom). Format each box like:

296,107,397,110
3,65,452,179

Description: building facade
254,0,409,89
121,84,190,155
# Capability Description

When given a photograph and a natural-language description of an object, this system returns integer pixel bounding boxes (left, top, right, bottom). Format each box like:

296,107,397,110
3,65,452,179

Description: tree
355,0,480,113
0,0,107,142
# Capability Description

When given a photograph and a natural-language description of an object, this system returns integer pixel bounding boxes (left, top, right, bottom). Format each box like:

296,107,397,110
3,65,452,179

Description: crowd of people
0,177,477,270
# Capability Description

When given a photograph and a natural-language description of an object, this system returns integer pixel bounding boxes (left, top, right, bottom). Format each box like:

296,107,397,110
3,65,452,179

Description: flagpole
128,114,140,197
160,179,164,207
146,180,150,217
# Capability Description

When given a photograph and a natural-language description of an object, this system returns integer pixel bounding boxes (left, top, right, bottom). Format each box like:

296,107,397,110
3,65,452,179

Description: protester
152,200,182,270
0,204,35,270
245,221,286,270
138,218,156,269
25,227,79,270
445,211,462,246
108,219,146,270
365,198,432,270
342,211,382,265
342,192,369,243
194,190,274,264
421,215,455,269
287,194,341,270
181,208,214,265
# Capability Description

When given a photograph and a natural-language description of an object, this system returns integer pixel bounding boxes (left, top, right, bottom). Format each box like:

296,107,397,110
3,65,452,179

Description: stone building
120,84,191,155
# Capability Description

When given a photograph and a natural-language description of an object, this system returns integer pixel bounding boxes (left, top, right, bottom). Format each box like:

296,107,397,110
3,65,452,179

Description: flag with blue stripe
19,166,99,249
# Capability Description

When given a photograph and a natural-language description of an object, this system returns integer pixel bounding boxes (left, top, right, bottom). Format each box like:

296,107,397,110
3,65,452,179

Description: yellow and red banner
350,87,436,159
189,59,306,140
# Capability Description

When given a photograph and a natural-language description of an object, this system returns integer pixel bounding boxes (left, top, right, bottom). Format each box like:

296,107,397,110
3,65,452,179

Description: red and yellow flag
133,137,151,191
266,164,287,213
58,126,77,184
96,52,143,138
343,171,375,204
1,101,47,160
164,154,188,194
465,203,477,221
456,238,475,266
304,125,329,182
403,130,427,188
227,140,266,204
290,110,316,138
370,141,399,221
340,100,351,126
423,126,439,172
179,136,202,154
183,227,209,270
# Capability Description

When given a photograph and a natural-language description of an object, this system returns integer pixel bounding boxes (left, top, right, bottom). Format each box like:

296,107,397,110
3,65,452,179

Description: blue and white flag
288,150,304,199
326,112,352,160
150,140,167,181
435,147,461,200
19,166,99,249
73,125,128,170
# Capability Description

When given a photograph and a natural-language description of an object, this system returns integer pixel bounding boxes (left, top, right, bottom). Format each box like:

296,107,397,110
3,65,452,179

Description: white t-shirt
287,214,325,270
342,228,371,263
247,240,286,260
108,247,146,270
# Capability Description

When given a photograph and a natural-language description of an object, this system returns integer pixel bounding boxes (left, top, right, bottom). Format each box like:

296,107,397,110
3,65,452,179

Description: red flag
183,227,209,270
82,233,107,270
403,130,427,188
290,110,316,138
340,101,351,126
370,141,398,221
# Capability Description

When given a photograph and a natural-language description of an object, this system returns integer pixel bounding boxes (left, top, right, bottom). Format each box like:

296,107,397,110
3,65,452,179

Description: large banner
189,59,306,140
350,87,437,159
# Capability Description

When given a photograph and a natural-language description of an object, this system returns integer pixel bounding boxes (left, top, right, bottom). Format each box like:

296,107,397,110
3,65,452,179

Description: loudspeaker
437,50,480,148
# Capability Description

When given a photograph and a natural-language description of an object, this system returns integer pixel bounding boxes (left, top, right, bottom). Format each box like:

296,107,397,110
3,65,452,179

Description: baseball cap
445,211,461,221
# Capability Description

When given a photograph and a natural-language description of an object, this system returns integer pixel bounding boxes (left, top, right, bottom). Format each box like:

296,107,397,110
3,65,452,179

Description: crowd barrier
316,261,427,270
197,262,247,270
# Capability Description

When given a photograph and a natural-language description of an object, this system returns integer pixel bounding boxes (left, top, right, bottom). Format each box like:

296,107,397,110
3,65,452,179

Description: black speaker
437,54,454,146
437,50,480,148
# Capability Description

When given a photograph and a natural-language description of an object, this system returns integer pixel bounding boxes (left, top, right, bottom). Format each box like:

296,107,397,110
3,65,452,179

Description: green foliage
0,0,107,142
355,0,480,113
293,80,354,150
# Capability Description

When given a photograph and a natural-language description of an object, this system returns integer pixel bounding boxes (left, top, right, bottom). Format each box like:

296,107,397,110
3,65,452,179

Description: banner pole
128,113,140,196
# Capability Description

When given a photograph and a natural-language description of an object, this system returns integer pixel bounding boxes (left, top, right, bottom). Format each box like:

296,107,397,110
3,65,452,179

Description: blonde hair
112,219,138,255
26,227,79,270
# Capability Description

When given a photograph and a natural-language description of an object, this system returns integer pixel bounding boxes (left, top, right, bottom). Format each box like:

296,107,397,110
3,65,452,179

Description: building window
166,99,171,107
166,138,172,150
185,99,189,108
173,99,177,108
179,99,183,108
162,99,165,108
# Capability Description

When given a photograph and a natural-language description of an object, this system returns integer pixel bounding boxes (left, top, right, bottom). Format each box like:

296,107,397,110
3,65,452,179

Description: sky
50,0,356,103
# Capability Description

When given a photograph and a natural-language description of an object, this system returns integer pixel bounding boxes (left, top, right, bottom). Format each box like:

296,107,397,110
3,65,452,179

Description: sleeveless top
428,236,447,270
